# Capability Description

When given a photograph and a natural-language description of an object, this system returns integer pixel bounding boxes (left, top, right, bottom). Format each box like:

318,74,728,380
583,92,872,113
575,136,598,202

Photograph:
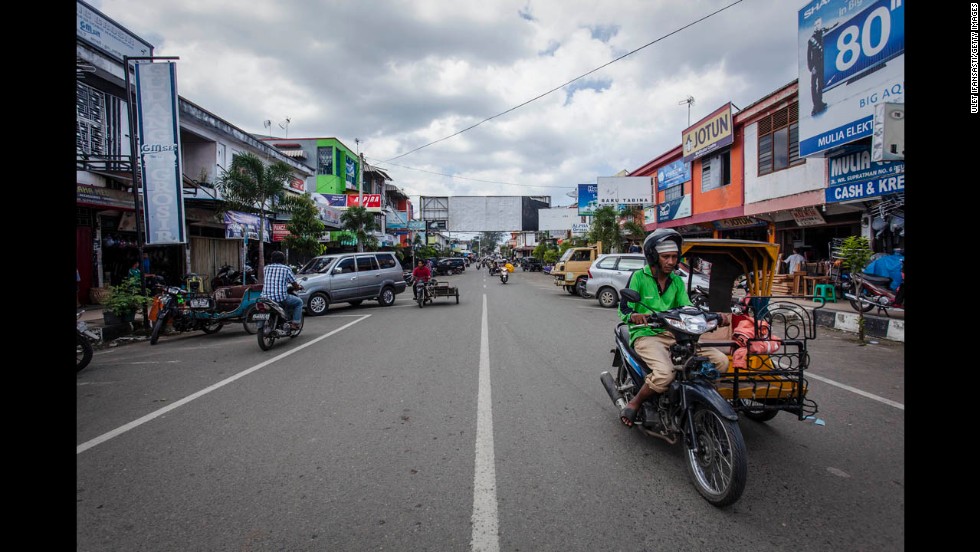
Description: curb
811,308,904,343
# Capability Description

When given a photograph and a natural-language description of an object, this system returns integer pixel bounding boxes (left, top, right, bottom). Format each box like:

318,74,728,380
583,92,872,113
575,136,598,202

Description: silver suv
585,253,709,308
294,252,407,315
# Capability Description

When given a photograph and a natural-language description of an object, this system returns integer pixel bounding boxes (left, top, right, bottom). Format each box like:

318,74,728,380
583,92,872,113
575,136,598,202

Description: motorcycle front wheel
684,404,747,507
150,313,168,345
77,332,93,372
417,293,424,308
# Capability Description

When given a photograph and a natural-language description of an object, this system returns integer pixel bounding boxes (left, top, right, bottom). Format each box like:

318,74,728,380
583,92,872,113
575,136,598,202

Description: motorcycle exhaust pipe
600,371,628,410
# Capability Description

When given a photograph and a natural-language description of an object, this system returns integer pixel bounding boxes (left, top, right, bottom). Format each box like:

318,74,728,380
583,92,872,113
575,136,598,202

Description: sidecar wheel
738,399,779,422
685,405,747,507
201,320,223,334
242,306,259,334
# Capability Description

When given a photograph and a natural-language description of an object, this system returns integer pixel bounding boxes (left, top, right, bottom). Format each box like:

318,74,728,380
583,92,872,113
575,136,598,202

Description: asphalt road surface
77,268,904,551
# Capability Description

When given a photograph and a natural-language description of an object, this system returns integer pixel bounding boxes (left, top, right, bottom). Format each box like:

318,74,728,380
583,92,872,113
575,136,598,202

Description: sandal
620,406,637,428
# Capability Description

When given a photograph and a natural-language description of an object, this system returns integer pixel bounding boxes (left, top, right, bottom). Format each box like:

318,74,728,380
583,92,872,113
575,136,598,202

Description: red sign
346,193,382,211
290,177,305,191
272,223,291,242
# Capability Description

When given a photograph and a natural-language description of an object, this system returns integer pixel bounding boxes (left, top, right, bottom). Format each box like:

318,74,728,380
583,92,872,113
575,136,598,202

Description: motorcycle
489,265,509,284
842,272,904,315
211,264,257,290
77,310,99,372
251,282,304,351
409,276,434,308
148,285,224,345
600,288,748,507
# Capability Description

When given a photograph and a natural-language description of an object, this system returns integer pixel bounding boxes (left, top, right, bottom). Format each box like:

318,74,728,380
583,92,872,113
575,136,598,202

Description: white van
294,252,407,315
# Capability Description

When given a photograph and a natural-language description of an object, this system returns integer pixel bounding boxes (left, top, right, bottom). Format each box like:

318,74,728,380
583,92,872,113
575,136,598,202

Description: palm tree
340,205,381,252
216,152,296,282
282,193,326,264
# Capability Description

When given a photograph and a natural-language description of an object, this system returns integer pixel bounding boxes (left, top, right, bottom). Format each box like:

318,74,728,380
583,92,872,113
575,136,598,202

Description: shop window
701,150,731,192
757,102,803,176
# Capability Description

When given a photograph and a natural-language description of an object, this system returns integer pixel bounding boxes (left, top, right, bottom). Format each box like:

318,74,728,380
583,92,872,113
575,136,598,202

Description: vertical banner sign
135,61,186,244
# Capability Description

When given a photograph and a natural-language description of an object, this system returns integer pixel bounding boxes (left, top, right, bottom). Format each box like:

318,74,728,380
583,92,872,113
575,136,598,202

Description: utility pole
679,95,695,126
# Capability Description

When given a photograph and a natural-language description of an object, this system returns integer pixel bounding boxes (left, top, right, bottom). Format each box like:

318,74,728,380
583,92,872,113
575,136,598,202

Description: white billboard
447,196,522,231
537,208,576,231
596,176,653,207
135,61,186,244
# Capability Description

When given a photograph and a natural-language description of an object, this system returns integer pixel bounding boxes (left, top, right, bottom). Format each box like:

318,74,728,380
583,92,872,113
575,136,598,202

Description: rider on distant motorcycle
260,251,303,332
411,259,431,299
617,228,731,428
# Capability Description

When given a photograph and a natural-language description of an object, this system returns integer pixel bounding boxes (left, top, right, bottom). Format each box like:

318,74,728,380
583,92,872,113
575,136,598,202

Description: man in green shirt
618,228,731,428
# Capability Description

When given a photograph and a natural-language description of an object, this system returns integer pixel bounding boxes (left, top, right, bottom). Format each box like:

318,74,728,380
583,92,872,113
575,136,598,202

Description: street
77,268,904,551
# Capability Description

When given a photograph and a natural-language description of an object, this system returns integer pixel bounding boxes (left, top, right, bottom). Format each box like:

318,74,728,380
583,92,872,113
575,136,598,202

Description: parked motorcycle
600,288,748,507
843,272,904,314
251,282,304,351
211,264,257,290
149,285,223,345
77,310,99,372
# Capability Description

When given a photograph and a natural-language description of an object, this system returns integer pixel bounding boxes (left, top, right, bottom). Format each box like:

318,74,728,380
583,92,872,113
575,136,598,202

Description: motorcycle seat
860,273,892,286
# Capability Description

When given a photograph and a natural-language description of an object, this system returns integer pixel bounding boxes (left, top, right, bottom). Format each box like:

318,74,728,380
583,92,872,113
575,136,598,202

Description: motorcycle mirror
620,289,641,303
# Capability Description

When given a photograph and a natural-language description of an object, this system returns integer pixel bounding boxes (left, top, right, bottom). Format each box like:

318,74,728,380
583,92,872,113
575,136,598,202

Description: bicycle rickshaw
679,238,820,422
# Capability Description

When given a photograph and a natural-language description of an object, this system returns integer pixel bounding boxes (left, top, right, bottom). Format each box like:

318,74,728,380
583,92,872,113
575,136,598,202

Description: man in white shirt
784,249,807,274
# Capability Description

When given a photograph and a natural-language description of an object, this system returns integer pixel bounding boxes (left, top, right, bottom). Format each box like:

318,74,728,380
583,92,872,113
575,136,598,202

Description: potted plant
103,276,150,325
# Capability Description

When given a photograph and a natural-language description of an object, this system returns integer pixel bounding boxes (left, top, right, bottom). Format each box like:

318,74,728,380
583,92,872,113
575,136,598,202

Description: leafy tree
479,231,504,255
542,249,560,264
282,194,326,264
838,235,873,343
340,205,381,252
587,205,646,253
216,152,296,281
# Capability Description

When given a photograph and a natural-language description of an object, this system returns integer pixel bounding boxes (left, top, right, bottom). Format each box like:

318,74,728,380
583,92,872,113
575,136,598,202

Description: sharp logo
803,0,830,19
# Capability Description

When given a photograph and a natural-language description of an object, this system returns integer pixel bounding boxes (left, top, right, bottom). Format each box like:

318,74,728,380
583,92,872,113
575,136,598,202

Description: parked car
294,252,407,316
435,257,466,275
584,254,710,308
522,257,543,271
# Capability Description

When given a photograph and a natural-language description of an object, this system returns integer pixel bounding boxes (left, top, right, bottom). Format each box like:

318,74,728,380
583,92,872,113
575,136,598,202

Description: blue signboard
578,184,598,216
656,196,692,223
656,160,691,191
797,0,905,157
822,0,905,92
825,144,904,203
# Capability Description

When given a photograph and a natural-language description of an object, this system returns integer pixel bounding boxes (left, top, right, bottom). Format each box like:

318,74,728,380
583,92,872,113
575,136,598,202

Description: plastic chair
813,283,837,303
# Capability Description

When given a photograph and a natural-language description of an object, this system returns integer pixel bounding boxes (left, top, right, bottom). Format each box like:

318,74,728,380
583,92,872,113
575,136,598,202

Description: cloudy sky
91,0,806,209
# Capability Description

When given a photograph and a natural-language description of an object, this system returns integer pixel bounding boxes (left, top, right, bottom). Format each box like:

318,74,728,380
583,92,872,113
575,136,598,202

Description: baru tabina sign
681,102,733,164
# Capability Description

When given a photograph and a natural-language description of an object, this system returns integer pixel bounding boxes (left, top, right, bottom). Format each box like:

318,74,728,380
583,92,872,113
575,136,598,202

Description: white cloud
93,0,802,207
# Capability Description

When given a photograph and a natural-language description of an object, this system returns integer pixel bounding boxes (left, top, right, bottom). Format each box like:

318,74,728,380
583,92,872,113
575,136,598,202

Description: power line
382,0,743,163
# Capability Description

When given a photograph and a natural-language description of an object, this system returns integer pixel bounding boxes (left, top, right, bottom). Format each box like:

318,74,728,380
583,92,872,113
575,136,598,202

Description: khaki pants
633,333,730,393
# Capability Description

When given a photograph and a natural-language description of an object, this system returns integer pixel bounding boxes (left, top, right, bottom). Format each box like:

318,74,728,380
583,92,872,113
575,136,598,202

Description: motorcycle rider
411,259,431,299
617,228,731,429
260,251,303,332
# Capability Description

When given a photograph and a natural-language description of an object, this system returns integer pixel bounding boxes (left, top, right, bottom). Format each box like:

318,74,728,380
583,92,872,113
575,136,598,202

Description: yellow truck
552,241,602,297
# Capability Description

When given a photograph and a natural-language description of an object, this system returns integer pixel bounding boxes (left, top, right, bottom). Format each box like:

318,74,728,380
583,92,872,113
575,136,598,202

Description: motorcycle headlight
666,313,717,334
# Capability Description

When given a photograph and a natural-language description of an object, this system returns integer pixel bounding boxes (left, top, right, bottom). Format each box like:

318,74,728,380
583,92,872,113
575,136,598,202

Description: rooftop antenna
679,96,695,126
278,117,291,138
262,120,272,136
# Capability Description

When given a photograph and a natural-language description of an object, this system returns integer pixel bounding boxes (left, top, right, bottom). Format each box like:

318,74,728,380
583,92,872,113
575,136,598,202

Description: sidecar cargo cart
681,239,820,421
429,280,460,304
